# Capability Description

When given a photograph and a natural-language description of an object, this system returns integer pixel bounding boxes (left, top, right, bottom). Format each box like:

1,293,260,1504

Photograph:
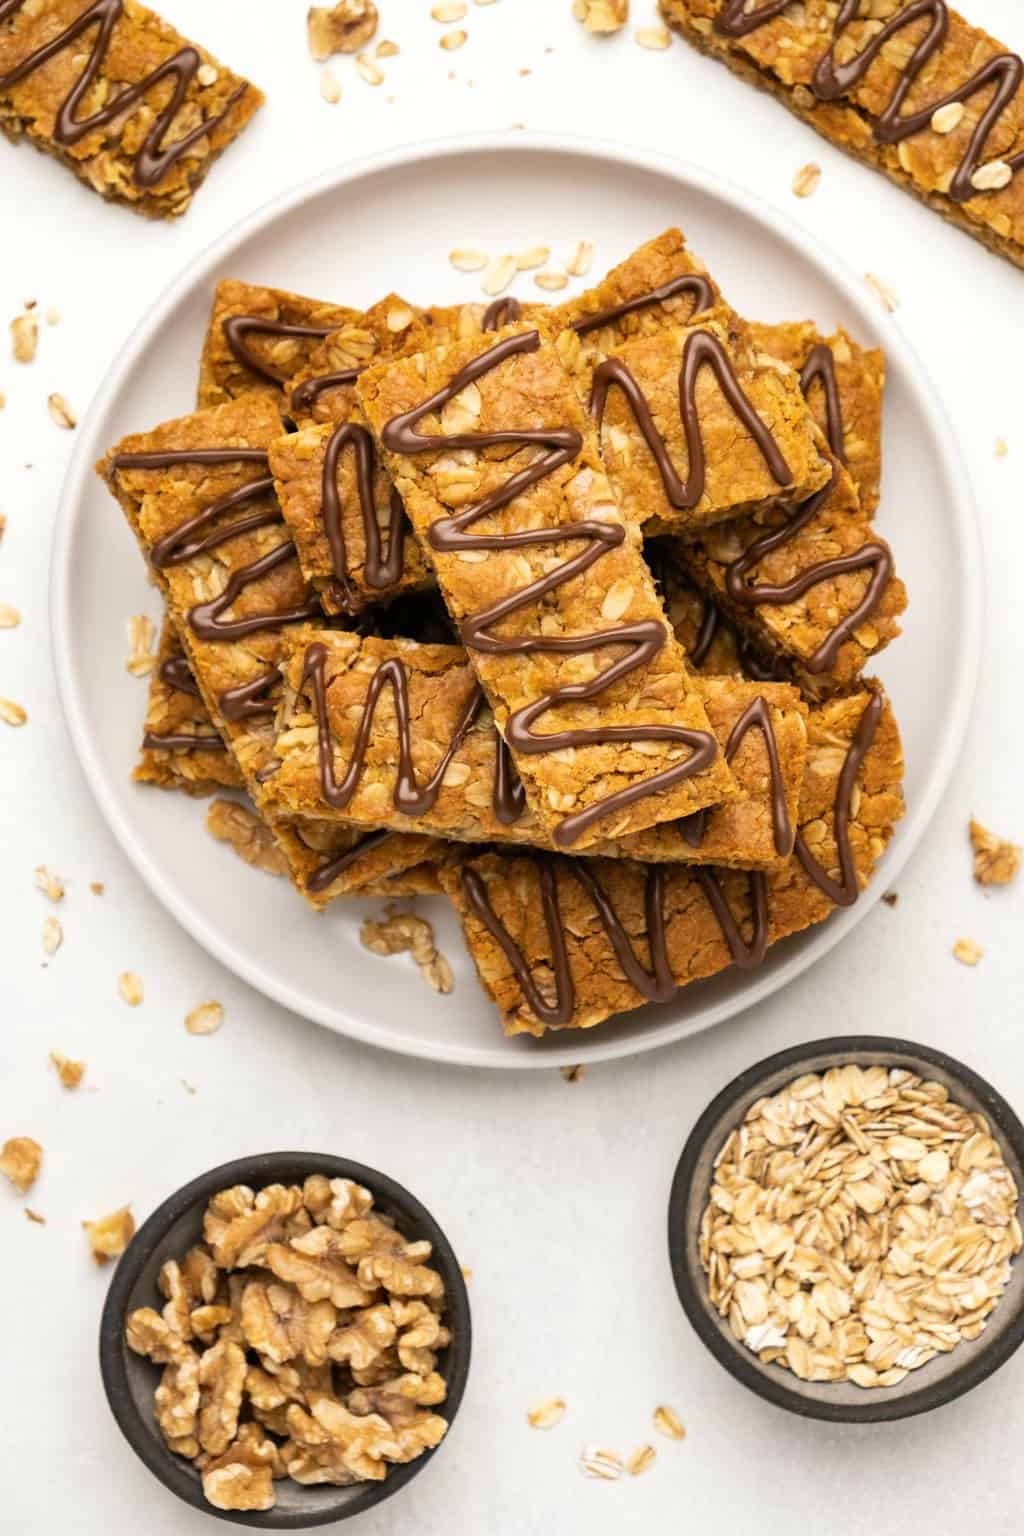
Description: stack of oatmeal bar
97,228,908,1040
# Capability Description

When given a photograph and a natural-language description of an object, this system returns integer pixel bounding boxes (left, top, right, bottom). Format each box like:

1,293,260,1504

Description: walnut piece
83,1205,135,1264
206,798,289,876
201,1424,279,1512
360,911,454,995
970,818,1021,887
49,1051,86,1089
307,0,378,59
267,1226,377,1308
198,1339,247,1456
205,1183,311,1268
241,1278,337,1366
0,1135,42,1193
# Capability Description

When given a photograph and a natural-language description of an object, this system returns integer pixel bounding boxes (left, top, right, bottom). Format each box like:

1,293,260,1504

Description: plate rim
49,128,984,1071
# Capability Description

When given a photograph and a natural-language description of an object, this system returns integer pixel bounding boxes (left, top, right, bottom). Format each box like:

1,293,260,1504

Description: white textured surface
2,2,1023,1532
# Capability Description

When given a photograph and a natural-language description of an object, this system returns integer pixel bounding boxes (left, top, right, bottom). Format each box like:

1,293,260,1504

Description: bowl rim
99,1151,472,1527
667,1035,1024,1424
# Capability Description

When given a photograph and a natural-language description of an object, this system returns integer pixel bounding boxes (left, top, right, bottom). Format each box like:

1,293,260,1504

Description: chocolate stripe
794,690,884,907
222,317,336,385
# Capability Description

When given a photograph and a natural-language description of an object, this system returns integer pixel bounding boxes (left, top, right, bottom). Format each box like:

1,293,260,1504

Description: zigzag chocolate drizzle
0,0,247,188
572,273,716,336
159,654,200,698
110,447,320,639
460,858,675,1027
680,694,794,857
290,367,363,417
799,344,845,461
141,729,226,753
307,829,393,894
318,422,409,611
794,689,883,907
590,329,795,511
222,316,337,385
380,329,718,848
301,641,484,817
713,0,1024,203
693,868,768,969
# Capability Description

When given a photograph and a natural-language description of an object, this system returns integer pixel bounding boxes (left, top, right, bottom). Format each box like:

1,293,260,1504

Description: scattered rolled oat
0,603,20,627
376,38,399,57
46,304,60,326
50,1051,86,1089
118,971,145,1006
82,1205,135,1264
307,0,378,59
206,799,289,877
125,613,157,677
565,239,593,277
34,865,65,902
47,392,76,429
0,1135,42,1193
449,246,488,271
534,270,569,291
186,1001,225,1037
90,881,105,896
0,697,27,726
627,1444,656,1476
319,65,342,104
560,1064,586,1083
41,915,63,956
440,29,468,50
527,1396,566,1429
699,1064,1021,1389
11,310,38,362
652,1403,685,1440
579,1445,624,1480
356,50,384,84
432,1,467,17
953,937,983,967
482,253,517,295
360,910,455,994
864,272,899,312
792,162,821,198
635,24,671,48
970,818,1021,887
515,245,550,270
573,0,629,34
25,1208,46,1224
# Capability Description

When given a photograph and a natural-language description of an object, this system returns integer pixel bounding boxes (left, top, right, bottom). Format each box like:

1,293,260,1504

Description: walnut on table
0,1135,42,1194
970,819,1021,887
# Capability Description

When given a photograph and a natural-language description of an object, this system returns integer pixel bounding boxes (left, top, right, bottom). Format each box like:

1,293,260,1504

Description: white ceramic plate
51,133,981,1070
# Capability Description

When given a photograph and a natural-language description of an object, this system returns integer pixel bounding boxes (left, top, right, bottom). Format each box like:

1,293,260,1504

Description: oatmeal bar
285,292,429,429
265,628,805,870
552,226,734,387
442,681,903,1035
358,322,738,850
659,0,1024,271
197,280,359,410
97,395,434,906
749,321,885,517
0,0,262,219
590,317,832,536
681,455,906,691
269,419,432,617
134,617,242,795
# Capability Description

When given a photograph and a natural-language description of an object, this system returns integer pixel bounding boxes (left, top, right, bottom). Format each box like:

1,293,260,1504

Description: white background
2,2,1024,1532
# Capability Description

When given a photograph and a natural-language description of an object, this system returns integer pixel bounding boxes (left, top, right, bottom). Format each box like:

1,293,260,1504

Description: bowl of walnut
99,1152,471,1525
668,1037,1024,1423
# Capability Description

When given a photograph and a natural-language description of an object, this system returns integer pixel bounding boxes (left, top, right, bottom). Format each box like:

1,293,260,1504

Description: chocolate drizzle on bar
218,670,281,722
694,868,769,969
460,857,674,1027
306,829,393,895
794,689,884,907
712,0,1024,203
110,447,321,639
590,330,795,511
159,654,200,698
571,273,716,337
380,329,719,847
723,466,893,674
301,641,484,817
320,422,409,609
800,344,846,462
222,316,336,386
482,297,522,330
0,0,247,189
291,368,363,417
141,729,227,753
680,694,794,857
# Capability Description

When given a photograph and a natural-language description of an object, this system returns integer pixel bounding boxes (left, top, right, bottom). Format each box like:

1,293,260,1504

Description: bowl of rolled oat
668,1038,1024,1422
99,1152,471,1526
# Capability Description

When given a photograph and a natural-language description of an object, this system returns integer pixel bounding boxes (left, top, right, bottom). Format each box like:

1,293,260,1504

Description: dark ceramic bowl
668,1036,1024,1423
100,1152,471,1527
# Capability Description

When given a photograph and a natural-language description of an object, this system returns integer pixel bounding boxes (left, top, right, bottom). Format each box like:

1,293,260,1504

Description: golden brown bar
358,322,738,850
197,280,359,410
442,681,904,1036
134,618,243,795
659,0,1024,271
0,0,262,219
